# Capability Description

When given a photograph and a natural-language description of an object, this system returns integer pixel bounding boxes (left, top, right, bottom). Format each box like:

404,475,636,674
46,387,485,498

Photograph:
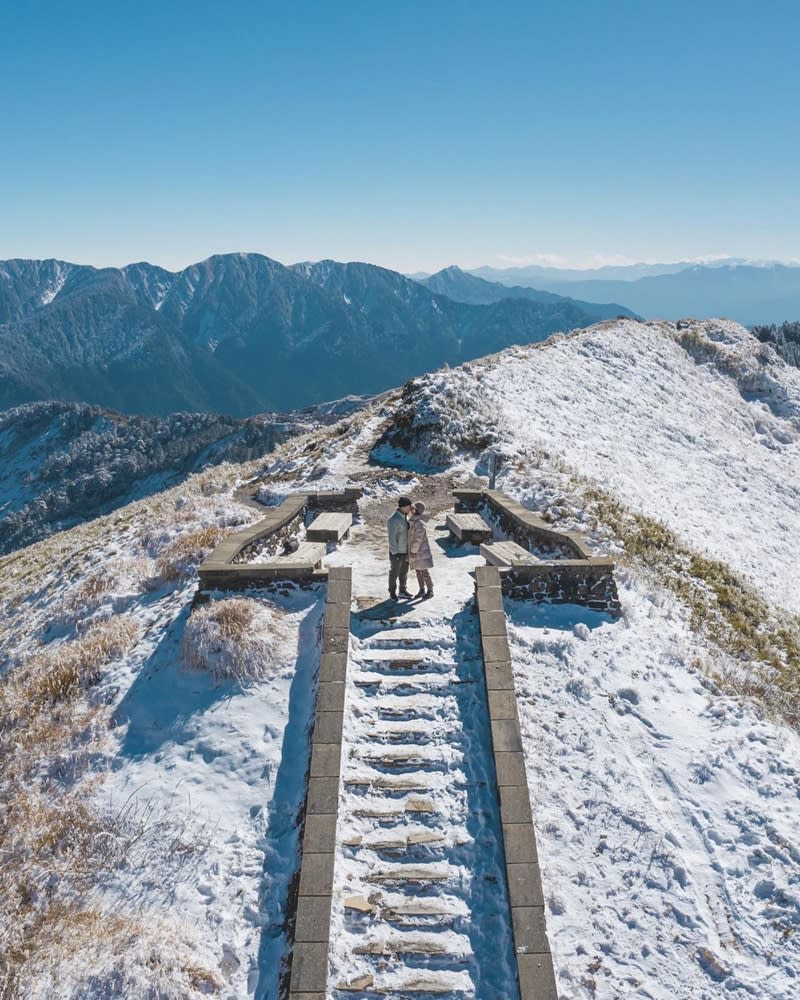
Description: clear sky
2,0,799,273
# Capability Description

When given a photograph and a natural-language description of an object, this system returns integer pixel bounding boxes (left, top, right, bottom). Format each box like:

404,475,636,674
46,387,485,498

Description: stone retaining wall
456,488,620,613
475,564,559,1000
288,565,352,999
198,490,361,588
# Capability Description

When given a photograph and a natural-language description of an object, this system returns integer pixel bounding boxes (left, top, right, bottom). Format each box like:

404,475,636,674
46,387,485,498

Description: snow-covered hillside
1,319,798,999
377,318,800,615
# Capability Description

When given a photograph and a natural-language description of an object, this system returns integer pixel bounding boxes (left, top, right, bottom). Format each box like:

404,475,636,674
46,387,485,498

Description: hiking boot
414,589,426,599
399,589,413,599
423,590,434,600
389,591,398,600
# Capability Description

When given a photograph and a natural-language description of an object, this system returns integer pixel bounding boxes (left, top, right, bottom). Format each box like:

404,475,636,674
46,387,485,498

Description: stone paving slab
324,602,351,630
491,719,524,753
498,784,534,826
476,586,504,612
289,942,329,993
511,906,551,954
475,564,502,588
316,682,346,713
484,659,516,690
294,893,333,943
481,634,511,662
517,954,559,999
328,565,353,581
319,652,347,682
313,711,344,744
488,689,519,719
289,565,351,1000
310,743,342,778
479,610,508,635
303,814,338,854
326,581,352,605
298,851,336,897
322,628,349,654
306,776,339,815
503,823,539,864
494,751,528,787
474,558,557,998
507,862,545,907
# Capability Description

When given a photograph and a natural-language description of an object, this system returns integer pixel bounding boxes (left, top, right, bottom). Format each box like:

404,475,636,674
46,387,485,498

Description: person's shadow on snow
354,597,421,621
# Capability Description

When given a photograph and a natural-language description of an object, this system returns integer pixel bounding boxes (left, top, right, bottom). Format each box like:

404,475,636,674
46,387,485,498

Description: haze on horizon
2,0,799,274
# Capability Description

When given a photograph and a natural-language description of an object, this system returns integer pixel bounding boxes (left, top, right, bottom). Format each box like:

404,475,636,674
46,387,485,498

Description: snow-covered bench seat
480,539,539,568
262,540,327,570
445,512,493,544
306,512,353,543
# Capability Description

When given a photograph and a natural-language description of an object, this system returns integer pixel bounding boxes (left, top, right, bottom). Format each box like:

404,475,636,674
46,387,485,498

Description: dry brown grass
1,613,152,997
183,597,277,683
154,525,225,582
1,900,222,1000
4,617,141,718
581,483,800,729
213,598,257,640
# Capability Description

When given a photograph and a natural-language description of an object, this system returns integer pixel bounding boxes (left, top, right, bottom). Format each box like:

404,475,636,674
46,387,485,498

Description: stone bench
480,540,539,568
306,512,353,543
445,512,493,544
262,540,327,570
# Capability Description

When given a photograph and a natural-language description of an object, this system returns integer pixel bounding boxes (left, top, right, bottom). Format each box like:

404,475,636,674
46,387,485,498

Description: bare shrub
183,598,277,684
154,525,225,582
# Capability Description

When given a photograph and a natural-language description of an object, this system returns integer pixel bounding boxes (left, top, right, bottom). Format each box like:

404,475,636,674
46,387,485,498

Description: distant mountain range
463,258,772,285
418,265,632,316
455,260,800,325
0,255,619,417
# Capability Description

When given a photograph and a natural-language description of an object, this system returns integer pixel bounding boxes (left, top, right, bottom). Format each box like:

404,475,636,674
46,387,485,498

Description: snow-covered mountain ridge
378,318,800,615
1,318,798,998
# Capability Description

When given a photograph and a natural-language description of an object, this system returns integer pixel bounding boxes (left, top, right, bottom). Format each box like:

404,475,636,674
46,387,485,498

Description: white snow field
1,318,798,999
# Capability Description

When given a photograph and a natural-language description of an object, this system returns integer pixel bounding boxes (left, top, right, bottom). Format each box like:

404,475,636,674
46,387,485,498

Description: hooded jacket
408,514,434,569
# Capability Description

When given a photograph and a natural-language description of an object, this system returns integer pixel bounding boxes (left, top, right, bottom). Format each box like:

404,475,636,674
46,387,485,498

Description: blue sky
1,0,799,272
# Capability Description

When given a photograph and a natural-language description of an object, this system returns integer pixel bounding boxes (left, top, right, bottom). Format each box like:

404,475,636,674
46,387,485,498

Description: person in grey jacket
387,496,413,599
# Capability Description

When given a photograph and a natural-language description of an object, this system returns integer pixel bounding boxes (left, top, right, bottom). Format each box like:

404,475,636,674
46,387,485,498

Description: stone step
366,726,440,743
345,774,432,791
353,937,448,955
342,830,446,850
337,972,470,994
365,864,454,884
358,658,451,675
351,797,436,819
344,895,454,918
355,673,450,690
375,702,449,721
359,649,430,662
364,628,434,644
357,746,450,767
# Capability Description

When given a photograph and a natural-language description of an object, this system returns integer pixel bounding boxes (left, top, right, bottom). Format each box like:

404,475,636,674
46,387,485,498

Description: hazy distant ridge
465,260,800,325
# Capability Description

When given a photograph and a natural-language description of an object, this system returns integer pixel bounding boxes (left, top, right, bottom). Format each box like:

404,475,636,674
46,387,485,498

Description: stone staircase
328,619,520,999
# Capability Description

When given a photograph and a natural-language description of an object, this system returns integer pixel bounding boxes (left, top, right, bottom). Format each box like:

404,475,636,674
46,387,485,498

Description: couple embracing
387,496,434,601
